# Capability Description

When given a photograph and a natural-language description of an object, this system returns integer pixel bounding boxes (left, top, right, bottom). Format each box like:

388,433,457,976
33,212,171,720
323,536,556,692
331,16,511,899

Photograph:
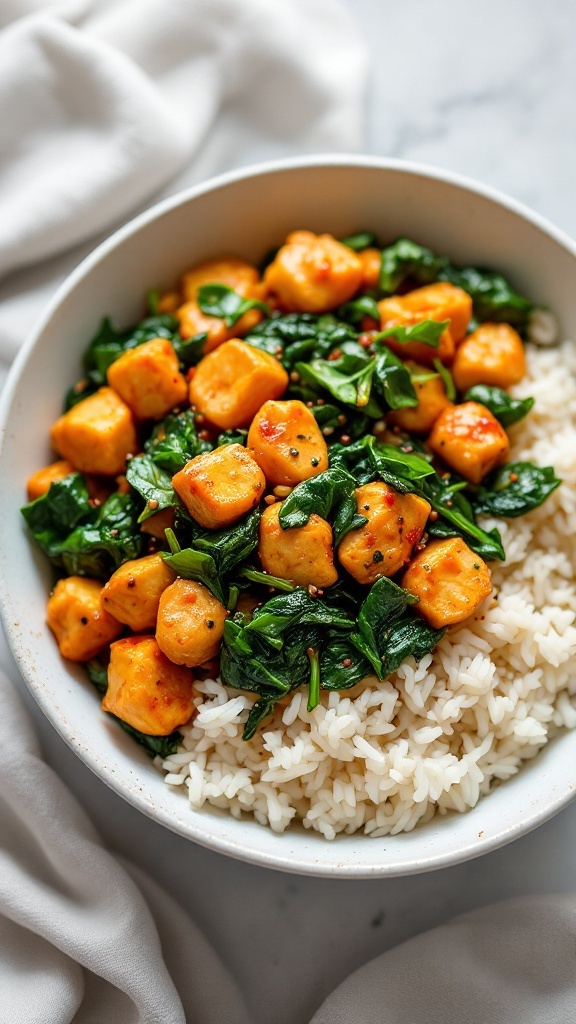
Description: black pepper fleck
373,550,384,563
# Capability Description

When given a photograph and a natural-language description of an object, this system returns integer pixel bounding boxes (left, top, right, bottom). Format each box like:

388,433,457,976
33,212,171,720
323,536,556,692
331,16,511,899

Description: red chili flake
342,658,352,667
406,527,421,544
384,491,395,507
359,333,374,348
328,349,342,361
110,528,119,538
340,434,351,445
198,429,211,441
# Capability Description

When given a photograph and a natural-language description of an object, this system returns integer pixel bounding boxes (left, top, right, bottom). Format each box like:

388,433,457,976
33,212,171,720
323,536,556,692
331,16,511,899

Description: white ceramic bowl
1,156,575,877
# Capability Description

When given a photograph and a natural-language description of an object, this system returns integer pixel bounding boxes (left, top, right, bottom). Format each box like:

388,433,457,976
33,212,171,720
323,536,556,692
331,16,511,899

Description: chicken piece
139,507,175,539
358,248,382,290
101,554,176,632
156,579,227,667
387,361,452,433
189,339,288,430
172,444,265,528
451,323,527,392
247,400,328,486
157,290,180,314
338,482,431,584
264,230,363,313
402,538,492,629
50,387,138,476
378,282,472,365
181,256,261,303
176,256,264,353
27,460,74,501
46,576,123,662
259,503,338,589
103,636,196,734
107,338,188,421
428,401,510,484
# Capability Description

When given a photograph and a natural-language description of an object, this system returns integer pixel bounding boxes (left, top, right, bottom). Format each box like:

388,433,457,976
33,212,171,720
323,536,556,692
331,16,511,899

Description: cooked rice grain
159,342,576,838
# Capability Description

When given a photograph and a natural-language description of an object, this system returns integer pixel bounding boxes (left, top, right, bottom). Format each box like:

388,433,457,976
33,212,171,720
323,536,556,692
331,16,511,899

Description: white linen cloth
1,1,575,1021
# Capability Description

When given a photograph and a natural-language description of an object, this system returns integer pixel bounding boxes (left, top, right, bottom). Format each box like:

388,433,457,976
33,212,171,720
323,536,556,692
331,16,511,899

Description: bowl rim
2,152,576,878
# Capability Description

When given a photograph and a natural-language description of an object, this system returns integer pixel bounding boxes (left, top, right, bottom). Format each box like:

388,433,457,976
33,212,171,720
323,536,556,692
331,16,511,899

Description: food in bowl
21,228,576,839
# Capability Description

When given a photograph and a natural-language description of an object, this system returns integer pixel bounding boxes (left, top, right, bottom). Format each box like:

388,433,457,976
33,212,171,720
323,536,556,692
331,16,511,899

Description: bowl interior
1,157,575,876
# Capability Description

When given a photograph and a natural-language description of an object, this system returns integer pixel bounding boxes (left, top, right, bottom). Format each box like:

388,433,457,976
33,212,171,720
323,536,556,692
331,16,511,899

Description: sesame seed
148,498,159,510
264,494,276,505
322,426,334,436
290,371,300,382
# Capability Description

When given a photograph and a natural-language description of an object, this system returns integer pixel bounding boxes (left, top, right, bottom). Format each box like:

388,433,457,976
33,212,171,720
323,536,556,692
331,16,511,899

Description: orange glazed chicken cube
51,387,138,476
107,338,188,420
156,579,227,668
247,400,328,486
358,248,382,290
101,554,176,632
27,460,74,501
402,538,492,629
46,577,122,662
189,339,288,430
172,444,265,528
103,636,196,735
338,482,431,585
378,282,472,365
176,256,264,353
259,503,338,589
428,401,510,484
451,322,527,392
264,231,363,313
387,361,452,434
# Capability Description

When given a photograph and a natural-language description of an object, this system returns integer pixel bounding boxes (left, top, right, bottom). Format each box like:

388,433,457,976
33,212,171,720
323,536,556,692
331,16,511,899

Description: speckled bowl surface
1,155,575,876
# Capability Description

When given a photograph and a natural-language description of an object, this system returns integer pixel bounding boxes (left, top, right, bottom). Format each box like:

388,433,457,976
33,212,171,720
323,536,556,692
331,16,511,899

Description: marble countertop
8,1,576,1021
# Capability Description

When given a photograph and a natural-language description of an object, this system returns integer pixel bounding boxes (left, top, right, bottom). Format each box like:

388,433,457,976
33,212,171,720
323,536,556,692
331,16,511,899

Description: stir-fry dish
23,230,575,837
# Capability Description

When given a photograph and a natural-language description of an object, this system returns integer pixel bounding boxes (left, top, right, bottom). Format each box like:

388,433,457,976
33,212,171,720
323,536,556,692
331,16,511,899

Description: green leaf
463,385,534,426
439,265,533,329
191,511,261,576
126,455,179,523
162,545,224,604
350,577,444,679
336,295,380,325
372,345,418,410
245,312,357,370
376,318,449,350
242,696,281,741
379,238,448,294
296,349,382,416
473,462,561,518
371,442,436,482
433,358,456,401
216,428,248,448
238,567,297,592
196,283,270,327
319,640,372,690
58,493,143,579
145,410,210,475
245,588,354,649
278,466,365,543
172,332,209,367
340,231,377,251
21,473,96,563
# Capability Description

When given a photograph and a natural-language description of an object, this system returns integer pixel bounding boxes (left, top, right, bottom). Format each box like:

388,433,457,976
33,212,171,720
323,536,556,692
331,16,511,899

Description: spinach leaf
463,385,534,426
329,435,379,486
145,410,210,475
172,332,209,367
340,231,377,251
319,639,372,690
296,342,382,416
379,238,448,294
21,473,97,563
196,283,270,327
473,462,561,518
278,467,365,543
439,265,533,329
58,493,143,579
242,696,282,741
418,473,505,560
126,455,179,523
377,318,449,350
238,567,297,592
245,588,354,649
307,648,321,711
337,295,380,325
372,346,418,410
86,659,182,758
217,428,248,448
371,443,436,483
162,537,224,604
190,511,260,576
350,577,444,679
245,312,357,369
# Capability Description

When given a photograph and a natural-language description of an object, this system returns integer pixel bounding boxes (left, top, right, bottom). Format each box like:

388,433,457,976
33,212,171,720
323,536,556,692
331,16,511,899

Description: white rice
159,342,576,838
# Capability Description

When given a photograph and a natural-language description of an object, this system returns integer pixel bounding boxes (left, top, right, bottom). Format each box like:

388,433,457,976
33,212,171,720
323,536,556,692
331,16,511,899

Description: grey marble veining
7,2,576,1022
